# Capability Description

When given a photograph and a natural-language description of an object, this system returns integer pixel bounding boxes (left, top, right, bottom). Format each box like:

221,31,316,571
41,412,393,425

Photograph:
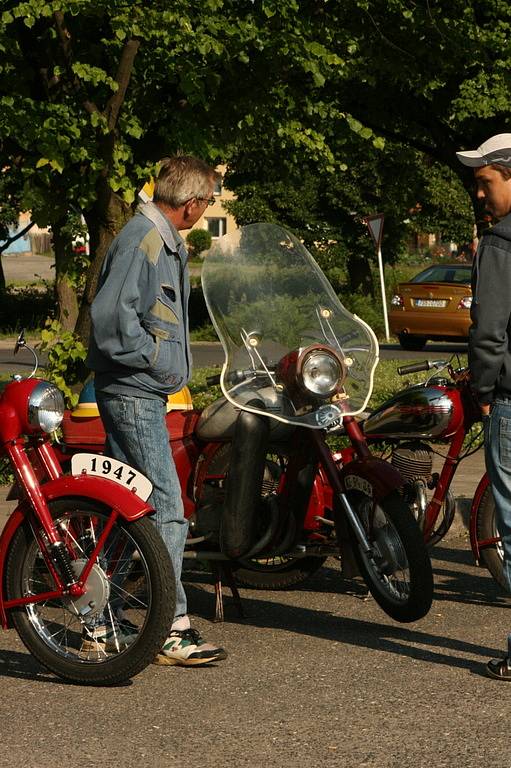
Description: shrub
0,285,54,333
186,228,212,258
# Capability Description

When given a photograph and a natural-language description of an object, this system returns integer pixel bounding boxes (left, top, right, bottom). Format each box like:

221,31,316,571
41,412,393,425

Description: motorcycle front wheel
475,485,507,591
5,497,175,685
343,490,433,622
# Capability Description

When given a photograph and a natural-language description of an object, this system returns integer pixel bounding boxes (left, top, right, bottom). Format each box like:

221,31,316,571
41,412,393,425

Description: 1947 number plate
71,453,153,501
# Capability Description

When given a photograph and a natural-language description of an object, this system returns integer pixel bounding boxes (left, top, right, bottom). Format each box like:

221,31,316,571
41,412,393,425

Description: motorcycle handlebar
397,360,447,376
206,369,254,387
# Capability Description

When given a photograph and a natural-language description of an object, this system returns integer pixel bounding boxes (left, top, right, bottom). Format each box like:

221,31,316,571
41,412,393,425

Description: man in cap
457,133,511,680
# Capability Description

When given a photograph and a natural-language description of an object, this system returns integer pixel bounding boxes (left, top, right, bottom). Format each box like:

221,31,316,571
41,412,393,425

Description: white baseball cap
456,133,511,167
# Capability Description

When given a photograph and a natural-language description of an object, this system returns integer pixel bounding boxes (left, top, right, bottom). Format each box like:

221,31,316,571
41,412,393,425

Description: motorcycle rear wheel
234,555,327,589
475,486,507,591
6,497,175,685
344,490,433,622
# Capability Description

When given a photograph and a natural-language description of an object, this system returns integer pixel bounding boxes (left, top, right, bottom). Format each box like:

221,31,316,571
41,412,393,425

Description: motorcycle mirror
14,329,26,356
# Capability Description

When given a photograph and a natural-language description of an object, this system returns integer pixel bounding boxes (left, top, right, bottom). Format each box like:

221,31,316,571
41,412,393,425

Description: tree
319,0,511,213
0,0,360,339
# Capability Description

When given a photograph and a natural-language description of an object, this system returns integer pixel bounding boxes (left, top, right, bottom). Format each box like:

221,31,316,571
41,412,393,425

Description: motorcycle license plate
71,453,153,501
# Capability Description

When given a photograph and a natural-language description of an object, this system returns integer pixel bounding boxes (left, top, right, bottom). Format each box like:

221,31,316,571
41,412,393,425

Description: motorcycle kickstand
208,561,245,622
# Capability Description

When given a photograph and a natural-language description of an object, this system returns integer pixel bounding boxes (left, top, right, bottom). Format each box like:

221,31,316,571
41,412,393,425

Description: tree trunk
0,254,5,294
74,179,131,342
51,221,79,331
346,252,374,296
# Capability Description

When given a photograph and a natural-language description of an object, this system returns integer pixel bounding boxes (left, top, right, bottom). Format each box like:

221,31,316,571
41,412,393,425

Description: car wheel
398,333,427,351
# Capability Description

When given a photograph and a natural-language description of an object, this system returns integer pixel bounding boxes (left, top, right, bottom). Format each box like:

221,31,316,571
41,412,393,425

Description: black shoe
486,657,511,681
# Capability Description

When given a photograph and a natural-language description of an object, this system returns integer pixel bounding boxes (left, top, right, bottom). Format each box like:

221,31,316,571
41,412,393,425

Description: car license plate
71,453,153,501
414,299,447,308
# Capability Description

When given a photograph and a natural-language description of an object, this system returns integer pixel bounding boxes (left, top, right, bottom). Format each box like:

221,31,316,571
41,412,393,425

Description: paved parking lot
0,454,510,768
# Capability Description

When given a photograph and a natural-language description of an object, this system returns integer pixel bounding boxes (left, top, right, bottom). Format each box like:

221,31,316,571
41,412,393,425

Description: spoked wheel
344,490,433,622
6,498,175,685
475,486,507,591
234,555,327,590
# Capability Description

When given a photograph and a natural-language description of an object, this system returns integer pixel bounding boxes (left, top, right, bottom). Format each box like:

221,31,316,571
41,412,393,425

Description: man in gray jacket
87,155,227,666
457,133,511,680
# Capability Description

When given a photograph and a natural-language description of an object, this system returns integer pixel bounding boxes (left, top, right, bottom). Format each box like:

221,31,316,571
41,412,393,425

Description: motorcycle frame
365,369,493,566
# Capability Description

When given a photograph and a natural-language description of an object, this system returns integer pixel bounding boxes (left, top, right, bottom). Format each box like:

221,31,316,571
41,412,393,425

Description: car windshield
410,265,471,284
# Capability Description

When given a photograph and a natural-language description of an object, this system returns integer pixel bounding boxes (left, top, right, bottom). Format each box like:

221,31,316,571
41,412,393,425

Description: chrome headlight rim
28,381,65,433
297,345,346,399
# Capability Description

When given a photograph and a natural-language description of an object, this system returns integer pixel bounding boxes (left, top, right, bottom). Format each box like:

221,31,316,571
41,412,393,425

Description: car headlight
28,381,65,433
301,350,342,397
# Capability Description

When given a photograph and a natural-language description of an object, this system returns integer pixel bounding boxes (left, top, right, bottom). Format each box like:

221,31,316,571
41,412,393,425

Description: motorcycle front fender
0,474,154,628
339,457,404,502
469,471,490,564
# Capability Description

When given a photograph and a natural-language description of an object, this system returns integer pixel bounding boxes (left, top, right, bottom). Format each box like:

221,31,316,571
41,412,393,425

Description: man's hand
481,404,491,417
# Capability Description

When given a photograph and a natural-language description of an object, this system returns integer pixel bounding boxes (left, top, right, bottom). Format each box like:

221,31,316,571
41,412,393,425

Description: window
205,217,227,238
214,177,223,195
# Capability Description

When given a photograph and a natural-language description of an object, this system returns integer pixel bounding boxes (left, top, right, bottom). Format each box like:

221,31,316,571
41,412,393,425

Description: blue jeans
96,392,188,620
484,399,511,655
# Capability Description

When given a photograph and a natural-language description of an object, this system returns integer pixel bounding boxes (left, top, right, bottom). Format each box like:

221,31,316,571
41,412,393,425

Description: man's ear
182,199,196,221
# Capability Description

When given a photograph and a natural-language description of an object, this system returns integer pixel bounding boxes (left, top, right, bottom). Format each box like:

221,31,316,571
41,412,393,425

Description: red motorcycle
60,223,433,623
363,357,505,588
1,333,174,685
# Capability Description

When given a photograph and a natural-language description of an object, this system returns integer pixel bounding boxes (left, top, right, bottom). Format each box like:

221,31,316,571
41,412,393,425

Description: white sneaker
153,628,227,666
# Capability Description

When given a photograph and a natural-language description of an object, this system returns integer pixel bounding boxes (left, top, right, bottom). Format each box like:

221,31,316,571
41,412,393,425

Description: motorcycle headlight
300,350,343,397
28,381,65,433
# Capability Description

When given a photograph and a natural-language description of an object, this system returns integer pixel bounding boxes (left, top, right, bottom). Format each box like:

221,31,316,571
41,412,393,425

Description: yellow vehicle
389,263,472,350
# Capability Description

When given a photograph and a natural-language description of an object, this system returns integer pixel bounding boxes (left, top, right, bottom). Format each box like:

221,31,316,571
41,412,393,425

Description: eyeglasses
196,196,216,207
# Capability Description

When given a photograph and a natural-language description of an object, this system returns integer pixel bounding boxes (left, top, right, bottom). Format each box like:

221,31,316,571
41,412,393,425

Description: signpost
363,213,389,341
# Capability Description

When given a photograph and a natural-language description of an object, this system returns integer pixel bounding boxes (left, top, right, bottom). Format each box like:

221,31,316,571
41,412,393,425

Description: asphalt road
0,479,508,768
0,340,467,377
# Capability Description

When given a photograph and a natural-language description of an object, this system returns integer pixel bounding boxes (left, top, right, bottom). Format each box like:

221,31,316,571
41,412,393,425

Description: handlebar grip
397,361,432,375
206,373,221,386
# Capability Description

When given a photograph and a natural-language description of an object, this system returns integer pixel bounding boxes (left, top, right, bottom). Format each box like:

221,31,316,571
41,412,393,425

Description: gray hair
153,156,220,208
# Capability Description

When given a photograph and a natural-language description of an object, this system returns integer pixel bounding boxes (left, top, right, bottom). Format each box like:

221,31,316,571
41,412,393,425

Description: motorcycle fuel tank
363,384,463,439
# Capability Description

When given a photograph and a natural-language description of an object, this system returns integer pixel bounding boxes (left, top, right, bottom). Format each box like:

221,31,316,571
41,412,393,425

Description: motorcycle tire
5,497,175,685
233,555,327,590
343,490,433,622
475,485,507,591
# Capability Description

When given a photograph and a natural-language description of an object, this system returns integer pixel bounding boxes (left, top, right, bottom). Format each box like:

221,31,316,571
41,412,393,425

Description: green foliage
39,319,87,407
190,323,218,342
341,290,387,338
187,366,222,411
0,285,54,332
186,228,212,257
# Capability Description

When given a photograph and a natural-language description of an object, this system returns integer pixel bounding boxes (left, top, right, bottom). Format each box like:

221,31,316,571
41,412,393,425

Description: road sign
363,213,384,250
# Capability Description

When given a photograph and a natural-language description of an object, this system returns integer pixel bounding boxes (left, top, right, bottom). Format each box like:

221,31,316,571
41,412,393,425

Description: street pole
376,244,390,341
362,213,389,342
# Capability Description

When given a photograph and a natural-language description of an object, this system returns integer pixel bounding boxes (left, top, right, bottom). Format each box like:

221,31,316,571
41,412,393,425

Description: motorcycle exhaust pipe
220,407,270,559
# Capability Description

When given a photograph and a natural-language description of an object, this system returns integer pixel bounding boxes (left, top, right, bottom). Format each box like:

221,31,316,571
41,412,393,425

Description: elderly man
87,155,227,666
457,133,511,680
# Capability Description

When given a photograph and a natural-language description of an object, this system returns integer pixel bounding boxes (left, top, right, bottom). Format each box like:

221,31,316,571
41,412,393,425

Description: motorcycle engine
390,440,455,540
390,441,433,483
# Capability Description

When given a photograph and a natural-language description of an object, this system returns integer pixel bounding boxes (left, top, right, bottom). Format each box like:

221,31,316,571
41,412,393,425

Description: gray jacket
86,202,191,399
469,212,511,405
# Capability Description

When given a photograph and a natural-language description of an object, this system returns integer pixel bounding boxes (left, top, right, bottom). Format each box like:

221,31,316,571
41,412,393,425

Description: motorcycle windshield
201,223,379,429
